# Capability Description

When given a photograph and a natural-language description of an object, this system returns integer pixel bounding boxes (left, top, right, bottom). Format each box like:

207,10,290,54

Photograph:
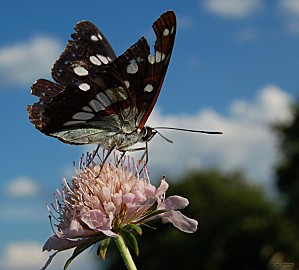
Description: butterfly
28,11,177,158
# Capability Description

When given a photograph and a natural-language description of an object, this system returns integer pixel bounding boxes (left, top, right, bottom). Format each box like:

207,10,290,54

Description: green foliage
121,231,140,257
275,102,299,223
104,170,299,270
99,238,111,260
64,235,105,270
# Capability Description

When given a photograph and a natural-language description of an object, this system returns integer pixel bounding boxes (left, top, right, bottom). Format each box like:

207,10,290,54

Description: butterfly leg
88,144,101,165
123,143,149,174
117,151,127,166
99,146,116,171
135,142,149,165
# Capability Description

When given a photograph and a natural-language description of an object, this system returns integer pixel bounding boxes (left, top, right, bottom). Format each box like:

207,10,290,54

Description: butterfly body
28,11,176,152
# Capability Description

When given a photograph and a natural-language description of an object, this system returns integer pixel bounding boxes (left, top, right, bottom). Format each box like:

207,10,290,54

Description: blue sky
0,0,299,269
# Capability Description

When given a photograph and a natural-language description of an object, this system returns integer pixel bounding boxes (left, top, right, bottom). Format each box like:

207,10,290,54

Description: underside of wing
28,76,137,145
28,12,176,148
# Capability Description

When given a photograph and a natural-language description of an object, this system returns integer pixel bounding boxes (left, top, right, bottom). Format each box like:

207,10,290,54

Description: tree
275,103,299,224
104,170,299,270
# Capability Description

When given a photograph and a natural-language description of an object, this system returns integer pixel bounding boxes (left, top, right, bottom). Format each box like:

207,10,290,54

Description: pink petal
80,209,117,237
112,192,123,208
161,210,198,233
98,186,111,202
122,193,135,204
133,189,146,202
155,179,169,198
163,195,189,210
43,235,87,251
62,219,85,238
103,201,116,215
80,209,108,230
144,186,156,197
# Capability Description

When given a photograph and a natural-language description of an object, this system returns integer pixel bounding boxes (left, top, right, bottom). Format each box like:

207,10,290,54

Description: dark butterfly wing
28,20,137,146
29,77,133,146
28,11,176,150
52,20,117,88
137,11,176,131
113,11,176,132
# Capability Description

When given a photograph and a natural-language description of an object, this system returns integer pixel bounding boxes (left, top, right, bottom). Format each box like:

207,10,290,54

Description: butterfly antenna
154,126,223,135
155,130,174,143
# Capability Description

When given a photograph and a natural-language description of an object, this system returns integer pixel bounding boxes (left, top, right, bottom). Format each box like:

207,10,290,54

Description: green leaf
123,224,142,235
121,231,139,257
98,238,111,260
63,235,105,270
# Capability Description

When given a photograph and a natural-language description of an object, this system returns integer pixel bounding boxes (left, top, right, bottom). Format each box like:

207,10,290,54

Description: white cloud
0,241,97,270
0,242,48,270
142,85,292,188
177,15,194,30
286,20,299,34
278,0,299,34
85,85,292,189
5,177,40,198
0,36,62,87
279,0,299,17
203,0,262,19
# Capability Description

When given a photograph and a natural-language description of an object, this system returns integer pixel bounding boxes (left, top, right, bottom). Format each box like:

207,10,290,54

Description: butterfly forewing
28,11,176,151
137,11,176,130
52,21,117,89
111,11,176,132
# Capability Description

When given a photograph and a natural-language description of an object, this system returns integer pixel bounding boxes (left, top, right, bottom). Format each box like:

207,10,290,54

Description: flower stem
114,234,137,270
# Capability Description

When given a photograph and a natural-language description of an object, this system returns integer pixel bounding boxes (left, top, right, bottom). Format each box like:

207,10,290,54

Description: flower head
43,154,197,258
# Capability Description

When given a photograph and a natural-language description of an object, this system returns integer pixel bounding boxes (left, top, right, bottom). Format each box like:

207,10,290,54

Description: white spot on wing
144,84,154,92
72,112,94,120
79,83,90,91
126,59,138,74
171,26,175,35
63,120,86,126
73,66,89,76
82,106,92,112
97,54,109,64
148,55,155,64
97,33,103,40
96,92,111,107
163,28,169,36
89,99,105,112
155,51,166,63
124,81,130,88
91,35,99,41
89,55,102,66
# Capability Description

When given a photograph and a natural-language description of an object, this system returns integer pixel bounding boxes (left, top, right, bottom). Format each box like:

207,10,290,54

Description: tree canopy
103,170,299,270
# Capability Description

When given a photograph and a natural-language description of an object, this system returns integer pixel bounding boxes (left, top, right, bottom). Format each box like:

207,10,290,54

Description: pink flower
43,155,198,253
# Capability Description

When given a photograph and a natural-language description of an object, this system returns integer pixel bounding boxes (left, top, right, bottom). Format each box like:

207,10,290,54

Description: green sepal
64,235,104,270
137,209,166,224
121,231,139,257
98,237,111,260
123,224,142,236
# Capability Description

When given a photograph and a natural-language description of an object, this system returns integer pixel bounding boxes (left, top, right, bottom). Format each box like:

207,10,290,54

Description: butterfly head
140,126,157,143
